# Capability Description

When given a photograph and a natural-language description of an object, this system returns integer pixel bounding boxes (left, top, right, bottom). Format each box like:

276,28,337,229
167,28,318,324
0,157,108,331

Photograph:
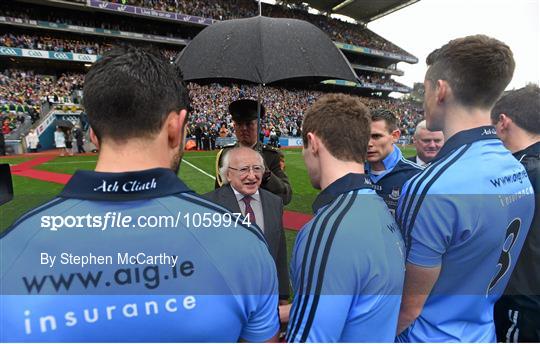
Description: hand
278,303,292,324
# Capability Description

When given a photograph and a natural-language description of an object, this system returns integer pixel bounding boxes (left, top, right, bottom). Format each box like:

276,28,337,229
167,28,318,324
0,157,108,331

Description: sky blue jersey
1,168,279,342
396,126,535,342
286,173,405,342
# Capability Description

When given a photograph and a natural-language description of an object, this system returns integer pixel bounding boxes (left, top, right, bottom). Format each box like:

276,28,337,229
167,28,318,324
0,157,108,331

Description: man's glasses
228,165,265,176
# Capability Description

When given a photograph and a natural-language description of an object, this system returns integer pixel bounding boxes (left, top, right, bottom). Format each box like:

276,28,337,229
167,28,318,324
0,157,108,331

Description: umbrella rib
257,17,265,84
213,25,234,78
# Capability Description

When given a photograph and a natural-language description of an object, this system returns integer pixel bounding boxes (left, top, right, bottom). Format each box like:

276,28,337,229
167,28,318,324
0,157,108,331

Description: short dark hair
491,85,540,135
426,35,515,109
371,109,399,132
302,93,370,163
83,46,190,142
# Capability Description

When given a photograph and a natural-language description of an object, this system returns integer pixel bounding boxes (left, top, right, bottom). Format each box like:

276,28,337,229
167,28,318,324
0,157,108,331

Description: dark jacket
204,184,290,299
504,141,540,309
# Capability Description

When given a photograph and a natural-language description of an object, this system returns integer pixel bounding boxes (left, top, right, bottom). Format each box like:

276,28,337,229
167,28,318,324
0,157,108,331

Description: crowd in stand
0,68,422,145
107,0,410,55
357,74,407,88
0,33,182,60
187,83,423,149
0,70,84,133
0,0,410,56
1,33,103,55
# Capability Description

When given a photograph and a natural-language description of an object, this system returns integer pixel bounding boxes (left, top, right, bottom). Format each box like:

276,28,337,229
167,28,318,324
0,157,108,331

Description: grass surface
0,157,32,165
1,146,416,258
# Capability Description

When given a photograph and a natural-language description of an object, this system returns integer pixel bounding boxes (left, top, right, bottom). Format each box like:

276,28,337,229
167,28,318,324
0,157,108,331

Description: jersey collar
60,168,192,201
513,141,540,161
312,173,374,214
365,144,402,182
433,126,499,163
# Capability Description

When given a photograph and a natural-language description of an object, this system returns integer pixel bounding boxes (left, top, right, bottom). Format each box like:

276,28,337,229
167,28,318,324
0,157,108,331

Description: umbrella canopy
55,119,74,129
177,16,358,84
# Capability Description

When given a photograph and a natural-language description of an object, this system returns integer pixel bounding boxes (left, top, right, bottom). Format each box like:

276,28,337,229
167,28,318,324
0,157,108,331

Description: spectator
25,129,39,153
54,126,67,156
0,131,5,155
73,125,85,154
407,119,444,166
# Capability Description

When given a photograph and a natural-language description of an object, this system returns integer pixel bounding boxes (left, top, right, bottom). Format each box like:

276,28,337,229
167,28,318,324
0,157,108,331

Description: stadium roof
301,0,420,23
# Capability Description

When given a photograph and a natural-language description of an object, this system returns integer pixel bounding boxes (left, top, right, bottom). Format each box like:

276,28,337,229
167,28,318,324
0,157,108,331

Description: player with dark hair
491,85,540,342
0,46,279,342
396,35,534,342
366,109,423,214
286,93,405,342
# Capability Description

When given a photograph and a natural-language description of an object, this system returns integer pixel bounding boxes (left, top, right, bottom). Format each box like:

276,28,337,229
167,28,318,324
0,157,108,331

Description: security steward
215,99,292,205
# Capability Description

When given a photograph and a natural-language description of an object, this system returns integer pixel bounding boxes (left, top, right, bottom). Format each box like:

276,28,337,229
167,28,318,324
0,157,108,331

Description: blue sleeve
287,294,352,342
239,246,280,342
403,194,456,267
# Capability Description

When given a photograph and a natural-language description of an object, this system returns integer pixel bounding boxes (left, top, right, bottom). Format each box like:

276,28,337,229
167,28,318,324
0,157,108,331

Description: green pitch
1,146,416,258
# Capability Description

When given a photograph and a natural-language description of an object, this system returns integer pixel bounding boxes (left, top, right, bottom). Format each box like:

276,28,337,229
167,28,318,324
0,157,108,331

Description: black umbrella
55,120,74,129
177,15,358,84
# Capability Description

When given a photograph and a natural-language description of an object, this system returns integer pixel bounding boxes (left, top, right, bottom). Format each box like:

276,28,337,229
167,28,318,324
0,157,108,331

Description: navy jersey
366,145,423,214
1,168,279,342
286,174,405,342
396,127,535,342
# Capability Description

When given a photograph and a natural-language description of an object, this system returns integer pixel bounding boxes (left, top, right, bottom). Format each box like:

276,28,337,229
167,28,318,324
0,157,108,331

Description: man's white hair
414,120,428,138
219,147,265,185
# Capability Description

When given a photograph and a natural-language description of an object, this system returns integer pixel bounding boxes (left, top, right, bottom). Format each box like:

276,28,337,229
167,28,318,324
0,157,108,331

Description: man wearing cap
215,99,292,205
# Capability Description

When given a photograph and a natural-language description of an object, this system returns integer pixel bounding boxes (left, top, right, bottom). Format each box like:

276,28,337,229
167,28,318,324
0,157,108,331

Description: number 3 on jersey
487,218,521,294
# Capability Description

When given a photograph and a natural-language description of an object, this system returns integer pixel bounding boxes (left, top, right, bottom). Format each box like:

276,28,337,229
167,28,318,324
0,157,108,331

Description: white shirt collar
230,185,261,202
416,156,427,166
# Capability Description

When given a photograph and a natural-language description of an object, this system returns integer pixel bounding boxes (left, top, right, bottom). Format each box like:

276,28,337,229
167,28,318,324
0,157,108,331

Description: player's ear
498,113,512,131
391,128,401,142
89,127,99,149
436,80,449,104
167,109,188,149
306,132,319,155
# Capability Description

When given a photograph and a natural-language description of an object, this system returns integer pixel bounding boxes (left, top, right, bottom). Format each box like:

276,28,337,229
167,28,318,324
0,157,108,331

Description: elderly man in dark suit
204,146,290,302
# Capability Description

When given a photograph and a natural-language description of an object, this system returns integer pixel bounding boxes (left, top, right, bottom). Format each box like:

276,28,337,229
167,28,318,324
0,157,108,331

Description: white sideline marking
41,160,97,164
182,159,215,180
36,157,216,180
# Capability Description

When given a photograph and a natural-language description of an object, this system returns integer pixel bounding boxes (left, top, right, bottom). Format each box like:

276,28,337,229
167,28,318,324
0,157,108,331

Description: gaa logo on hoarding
0,47,17,55
295,139,303,146
53,52,70,60
28,50,43,57
78,54,93,61
118,5,127,11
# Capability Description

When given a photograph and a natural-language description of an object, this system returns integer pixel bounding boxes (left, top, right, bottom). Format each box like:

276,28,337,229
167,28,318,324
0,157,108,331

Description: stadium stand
0,0,422,152
0,32,181,60
0,69,84,138
99,0,413,56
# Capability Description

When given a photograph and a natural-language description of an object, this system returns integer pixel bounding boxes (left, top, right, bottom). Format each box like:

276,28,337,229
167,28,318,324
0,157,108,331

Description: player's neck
319,156,365,191
95,140,173,173
442,105,492,141
370,161,386,172
505,129,540,153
